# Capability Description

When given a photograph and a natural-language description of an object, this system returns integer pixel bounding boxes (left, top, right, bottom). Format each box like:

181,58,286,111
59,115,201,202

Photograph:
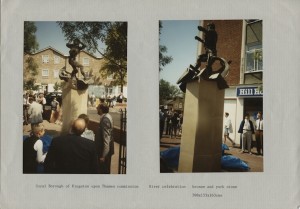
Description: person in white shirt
23,124,47,173
223,112,235,146
255,112,263,155
78,113,95,141
27,97,43,131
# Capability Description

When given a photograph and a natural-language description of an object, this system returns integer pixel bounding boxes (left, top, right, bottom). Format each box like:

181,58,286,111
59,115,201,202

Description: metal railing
118,109,127,174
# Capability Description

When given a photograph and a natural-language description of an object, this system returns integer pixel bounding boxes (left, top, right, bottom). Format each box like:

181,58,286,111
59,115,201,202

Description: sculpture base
178,79,224,172
61,80,88,134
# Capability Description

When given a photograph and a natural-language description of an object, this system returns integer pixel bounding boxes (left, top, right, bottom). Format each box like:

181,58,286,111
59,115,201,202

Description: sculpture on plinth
177,23,231,92
59,38,93,90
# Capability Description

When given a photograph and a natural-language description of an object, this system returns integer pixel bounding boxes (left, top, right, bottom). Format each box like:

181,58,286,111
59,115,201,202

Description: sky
34,21,200,86
35,22,69,55
159,20,200,86
34,21,103,57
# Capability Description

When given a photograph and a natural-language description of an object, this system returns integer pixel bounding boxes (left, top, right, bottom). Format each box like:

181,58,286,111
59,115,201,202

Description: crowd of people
23,92,62,126
23,103,115,174
159,107,183,139
88,92,124,108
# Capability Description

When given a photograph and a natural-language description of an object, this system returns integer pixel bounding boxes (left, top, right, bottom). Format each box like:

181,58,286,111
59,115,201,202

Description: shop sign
236,86,263,97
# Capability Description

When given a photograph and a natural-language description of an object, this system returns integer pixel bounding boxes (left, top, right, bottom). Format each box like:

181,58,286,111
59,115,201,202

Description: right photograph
159,20,263,173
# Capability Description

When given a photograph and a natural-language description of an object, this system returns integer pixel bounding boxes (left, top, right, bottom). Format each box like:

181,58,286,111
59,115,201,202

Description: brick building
198,20,263,143
24,46,127,98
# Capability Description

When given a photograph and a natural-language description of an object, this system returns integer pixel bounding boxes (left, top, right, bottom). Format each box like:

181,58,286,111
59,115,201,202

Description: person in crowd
50,97,59,123
178,113,183,136
111,95,117,107
238,113,255,154
36,93,46,107
23,124,47,173
23,93,29,125
223,112,235,146
96,104,114,174
106,95,112,107
171,111,179,139
159,106,166,139
117,92,123,103
27,97,43,131
44,118,99,174
90,92,96,107
255,112,263,155
165,109,173,136
78,113,95,141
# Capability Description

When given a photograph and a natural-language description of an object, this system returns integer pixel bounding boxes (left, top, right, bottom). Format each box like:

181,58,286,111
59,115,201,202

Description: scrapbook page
1,0,299,209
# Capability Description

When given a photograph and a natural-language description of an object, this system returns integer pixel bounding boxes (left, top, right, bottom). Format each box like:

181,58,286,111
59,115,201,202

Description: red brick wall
203,20,243,86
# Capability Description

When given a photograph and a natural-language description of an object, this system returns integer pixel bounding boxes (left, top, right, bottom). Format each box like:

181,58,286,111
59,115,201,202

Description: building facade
199,20,263,143
23,47,127,98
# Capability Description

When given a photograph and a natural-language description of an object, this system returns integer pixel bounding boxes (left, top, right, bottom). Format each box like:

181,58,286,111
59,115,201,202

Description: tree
159,79,181,104
159,21,173,71
24,22,39,91
53,82,62,92
24,22,39,53
100,22,127,92
57,21,127,91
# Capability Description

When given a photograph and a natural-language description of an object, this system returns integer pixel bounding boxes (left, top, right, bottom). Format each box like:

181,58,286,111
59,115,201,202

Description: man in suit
96,104,114,174
44,118,99,174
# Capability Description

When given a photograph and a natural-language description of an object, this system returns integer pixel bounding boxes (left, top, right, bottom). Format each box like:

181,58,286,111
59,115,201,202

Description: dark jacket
23,135,39,173
238,119,255,134
44,134,99,174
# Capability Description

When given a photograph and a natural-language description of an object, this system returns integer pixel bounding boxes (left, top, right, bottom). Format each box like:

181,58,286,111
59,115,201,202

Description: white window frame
82,57,89,66
54,55,60,64
42,69,49,77
42,55,49,63
53,69,59,78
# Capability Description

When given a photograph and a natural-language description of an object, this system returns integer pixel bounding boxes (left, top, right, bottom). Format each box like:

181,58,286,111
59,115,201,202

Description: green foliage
159,21,173,71
24,22,39,53
53,82,62,92
159,79,181,104
24,57,39,91
57,21,127,90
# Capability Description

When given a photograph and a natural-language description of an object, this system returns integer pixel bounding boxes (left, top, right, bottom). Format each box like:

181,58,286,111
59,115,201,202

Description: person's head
97,104,109,116
28,97,34,104
71,118,86,136
53,97,57,101
32,124,45,138
244,113,250,120
39,93,44,98
78,114,89,126
225,112,229,117
257,112,262,119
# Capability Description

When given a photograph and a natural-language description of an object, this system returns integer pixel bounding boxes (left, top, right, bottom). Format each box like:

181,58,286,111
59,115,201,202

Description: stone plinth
61,81,88,134
178,79,224,172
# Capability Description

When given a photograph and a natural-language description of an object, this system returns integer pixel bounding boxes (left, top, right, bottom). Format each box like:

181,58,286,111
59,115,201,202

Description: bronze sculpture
59,38,93,90
177,22,231,92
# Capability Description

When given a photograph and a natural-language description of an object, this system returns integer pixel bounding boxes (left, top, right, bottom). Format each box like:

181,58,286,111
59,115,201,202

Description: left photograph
23,21,127,174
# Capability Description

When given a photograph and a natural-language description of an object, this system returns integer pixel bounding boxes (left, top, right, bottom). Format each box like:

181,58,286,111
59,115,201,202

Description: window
54,55,60,64
246,49,263,72
53,69,59,78
83,57,89,66
42,69,49,77
42,55,49,63
245,20,263,72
